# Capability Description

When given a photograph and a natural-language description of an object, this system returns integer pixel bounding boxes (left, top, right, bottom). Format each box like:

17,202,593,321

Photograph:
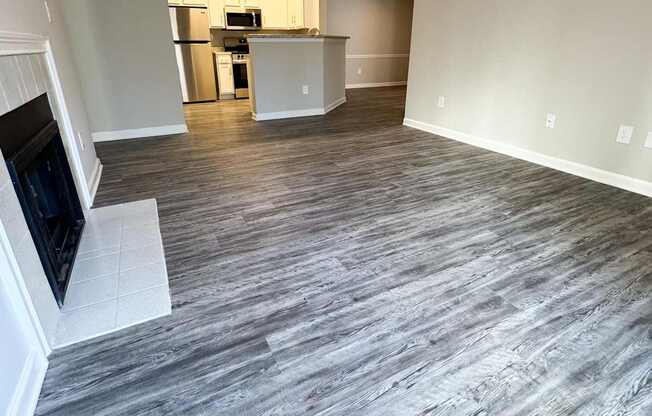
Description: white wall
405,0,652,186
0,217,49,416
327,0,413,87
60,0,186,140
0,278,30,415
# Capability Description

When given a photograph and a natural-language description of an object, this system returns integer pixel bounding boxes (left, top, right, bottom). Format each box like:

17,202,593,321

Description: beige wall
406,0,652,183
60,0,186,137
327,0,413,87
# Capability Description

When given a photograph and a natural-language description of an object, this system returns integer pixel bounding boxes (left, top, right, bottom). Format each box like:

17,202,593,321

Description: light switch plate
546,113,556,129
302,85,309,95
437,96,446,108
645,132,652,149
616,125,634,144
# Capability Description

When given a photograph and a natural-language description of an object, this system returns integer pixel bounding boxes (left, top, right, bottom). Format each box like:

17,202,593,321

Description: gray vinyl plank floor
36,87,652,415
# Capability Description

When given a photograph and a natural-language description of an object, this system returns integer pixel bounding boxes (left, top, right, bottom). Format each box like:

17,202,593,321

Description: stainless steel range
224,37,250,99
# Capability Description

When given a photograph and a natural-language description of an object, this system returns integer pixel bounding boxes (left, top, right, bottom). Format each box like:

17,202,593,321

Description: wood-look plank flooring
36,87,652,415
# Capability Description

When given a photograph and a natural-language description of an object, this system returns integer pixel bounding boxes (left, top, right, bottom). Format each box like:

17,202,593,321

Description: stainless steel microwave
224,7,262,30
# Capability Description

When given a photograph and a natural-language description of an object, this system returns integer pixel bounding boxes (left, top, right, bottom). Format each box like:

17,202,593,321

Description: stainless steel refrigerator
170,6,217,103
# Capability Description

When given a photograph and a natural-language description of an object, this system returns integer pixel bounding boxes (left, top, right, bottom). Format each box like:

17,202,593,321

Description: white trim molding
324,96,347,113
92,124,188,142
346,53,410,59
253,108,325,121
253,97,346,121
7,351,48,416
88,158,103,205
403,118,652,198
0,31,47,56
346,81,407,89
43,40,95,210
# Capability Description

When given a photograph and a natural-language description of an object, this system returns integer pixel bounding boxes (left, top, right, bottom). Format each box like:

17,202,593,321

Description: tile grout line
113,209,126,330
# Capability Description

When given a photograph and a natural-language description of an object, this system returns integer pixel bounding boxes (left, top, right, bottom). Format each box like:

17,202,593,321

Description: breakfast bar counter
246,34,350,121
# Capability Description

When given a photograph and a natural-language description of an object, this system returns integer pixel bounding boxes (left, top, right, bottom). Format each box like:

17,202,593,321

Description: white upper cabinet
208,0,225,28
303,0,319,30
287,0,304,29
169,0,209,6
208,0,312,30
183,0,209,6
225,0,259,6
260,0,288,29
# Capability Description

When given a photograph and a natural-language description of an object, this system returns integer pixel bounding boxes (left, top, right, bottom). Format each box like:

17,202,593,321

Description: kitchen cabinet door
287,0,304,29
224,0,242,6
303,0,319,30
184,0,209,6
261,0,288,29
243,0,260,6
208,0,225,28
218,64,235,95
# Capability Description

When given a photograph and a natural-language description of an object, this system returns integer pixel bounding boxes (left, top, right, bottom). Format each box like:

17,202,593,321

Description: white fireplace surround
1,28,176,415
0,30,103,415
0,29,103,353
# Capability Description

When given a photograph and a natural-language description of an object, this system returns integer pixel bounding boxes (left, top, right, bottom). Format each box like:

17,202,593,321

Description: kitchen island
246,34,350,121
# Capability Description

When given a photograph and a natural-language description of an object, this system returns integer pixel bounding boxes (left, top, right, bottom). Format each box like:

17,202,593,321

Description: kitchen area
168,0,322,107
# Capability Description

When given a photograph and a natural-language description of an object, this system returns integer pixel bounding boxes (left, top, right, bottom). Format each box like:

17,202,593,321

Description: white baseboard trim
403,118,652,198
92,124,188,142
346,54,410,59
324,96,347,113
346,81,407,89
253,98,346,121
88,158,103,206
253,108,324,121
8,351,48,416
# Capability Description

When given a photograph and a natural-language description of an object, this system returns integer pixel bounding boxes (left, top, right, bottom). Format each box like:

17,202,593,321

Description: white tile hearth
54,199,171,349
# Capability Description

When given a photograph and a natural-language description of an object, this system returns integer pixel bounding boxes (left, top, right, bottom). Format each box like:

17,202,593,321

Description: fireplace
0,94,85,307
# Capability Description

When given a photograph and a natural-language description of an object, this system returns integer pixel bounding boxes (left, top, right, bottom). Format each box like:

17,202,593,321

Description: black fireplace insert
0,94,85,307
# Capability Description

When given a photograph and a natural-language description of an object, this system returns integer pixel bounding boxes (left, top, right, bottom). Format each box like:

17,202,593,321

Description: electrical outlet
302,85,309,95
645,132,652,149
357,67,363,75
616,125,634,144
77,131,85,151
546,113,556,129
44,1,52,23
437,96,446,108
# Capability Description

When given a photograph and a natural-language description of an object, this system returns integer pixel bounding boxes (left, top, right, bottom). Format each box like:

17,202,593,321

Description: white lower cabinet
215,54,235,98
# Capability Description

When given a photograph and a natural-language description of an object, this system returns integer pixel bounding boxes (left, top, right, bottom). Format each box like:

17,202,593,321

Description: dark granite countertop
246,34,350,40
